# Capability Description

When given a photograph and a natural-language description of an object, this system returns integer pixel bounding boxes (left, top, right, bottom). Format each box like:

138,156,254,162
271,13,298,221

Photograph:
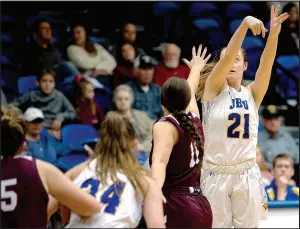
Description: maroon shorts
163,187,212,228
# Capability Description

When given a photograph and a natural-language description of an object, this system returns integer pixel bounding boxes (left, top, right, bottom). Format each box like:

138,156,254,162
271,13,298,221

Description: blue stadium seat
242,36,264,50
1,55,12,65
2,71,18,90
190,2,217,17
193,17,221,31
226,3,253,19
57,153,89,172
229,19,244,34
94,88,113,114
1,14,16,23
18,76,38,95
207,31,229,51
244,47,264,80
90,36,112,51
61,124,99,152
1,33,13,43
275,55,299,99
153,2,181,16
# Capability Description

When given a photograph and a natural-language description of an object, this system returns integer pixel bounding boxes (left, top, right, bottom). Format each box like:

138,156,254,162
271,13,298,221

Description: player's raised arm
36,160,101,218
182,45,211,117
248,5,289,107
203,16,267,102
150,121,178,189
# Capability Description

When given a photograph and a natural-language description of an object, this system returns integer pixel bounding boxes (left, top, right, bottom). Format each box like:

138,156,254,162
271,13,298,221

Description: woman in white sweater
67,24,117,78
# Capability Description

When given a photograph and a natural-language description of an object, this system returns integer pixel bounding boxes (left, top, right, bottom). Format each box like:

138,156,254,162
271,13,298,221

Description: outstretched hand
269,5,289,38
182,44,211,71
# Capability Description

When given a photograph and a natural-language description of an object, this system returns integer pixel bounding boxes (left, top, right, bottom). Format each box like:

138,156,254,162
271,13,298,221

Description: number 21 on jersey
227,113,250,139
81,179,125,215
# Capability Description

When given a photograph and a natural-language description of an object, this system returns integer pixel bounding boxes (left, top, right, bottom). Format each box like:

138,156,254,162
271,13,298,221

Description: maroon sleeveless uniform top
1,155,49,228
150,111,204,190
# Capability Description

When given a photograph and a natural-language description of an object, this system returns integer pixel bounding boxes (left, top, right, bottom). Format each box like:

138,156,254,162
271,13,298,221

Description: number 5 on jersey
227,113,250,139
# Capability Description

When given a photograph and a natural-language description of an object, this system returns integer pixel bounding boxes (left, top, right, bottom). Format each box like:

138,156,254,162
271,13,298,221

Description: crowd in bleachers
1,1,299,204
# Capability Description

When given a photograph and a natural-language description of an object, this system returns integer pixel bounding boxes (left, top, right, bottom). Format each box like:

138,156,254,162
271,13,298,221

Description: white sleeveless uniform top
66,159,143,228
202,85,259,167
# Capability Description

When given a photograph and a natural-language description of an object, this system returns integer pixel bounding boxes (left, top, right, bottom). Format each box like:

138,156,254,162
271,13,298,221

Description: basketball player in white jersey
183,5,289,228
61,112,165,228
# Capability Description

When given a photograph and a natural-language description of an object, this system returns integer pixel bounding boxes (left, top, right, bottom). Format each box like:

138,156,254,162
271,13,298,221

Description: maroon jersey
150,111,204,190
1,155,49,228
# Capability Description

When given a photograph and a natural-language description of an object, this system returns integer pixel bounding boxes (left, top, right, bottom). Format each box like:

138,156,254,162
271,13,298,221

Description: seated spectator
111,84,154,165
112,42,137,88
265,154,299,201
21,18,79,82
258,105,299,168
1,89,7,105
256,145,274,186
75,80,104,129
154,43,190,86
22,107,71,166
67,23,117,86
1,104,23,120
127,55,163,120
277,2,299,55
12,69,76,139
112,22,146,62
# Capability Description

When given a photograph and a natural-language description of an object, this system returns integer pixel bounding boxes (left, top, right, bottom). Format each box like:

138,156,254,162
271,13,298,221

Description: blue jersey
265,179,299,201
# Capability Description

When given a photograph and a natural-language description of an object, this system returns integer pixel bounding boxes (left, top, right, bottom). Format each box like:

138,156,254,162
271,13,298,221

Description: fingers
277,12,289,24
260,22,266,38
182,58,191,69
256,22,261,36
192,46,196,57
201,47,207,59
274,5,280,18
197,44,202,56
204,53,211,62
271,5,274,20
251,27,257,36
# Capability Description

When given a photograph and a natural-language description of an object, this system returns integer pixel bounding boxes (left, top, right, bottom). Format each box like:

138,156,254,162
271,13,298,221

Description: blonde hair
94,112,146,195
196,48,248,101
1,105,26,157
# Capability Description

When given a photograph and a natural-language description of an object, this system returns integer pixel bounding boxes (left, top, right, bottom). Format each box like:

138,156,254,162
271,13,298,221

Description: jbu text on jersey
229,98,248,110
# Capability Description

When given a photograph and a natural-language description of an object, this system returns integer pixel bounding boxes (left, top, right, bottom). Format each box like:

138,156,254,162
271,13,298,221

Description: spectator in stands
67,23,116,85
22,107,71,166
258,105,299,168
1,89,7,105
112,42,137,88
277,2,299,55
112,22,146,62
111,84,154,165
12,69,76,139
265,154,299,201
127,55,163,120
154,43,190,86
256,145,274,186
1,104,23,120
21,18,79,82
75,80,104,129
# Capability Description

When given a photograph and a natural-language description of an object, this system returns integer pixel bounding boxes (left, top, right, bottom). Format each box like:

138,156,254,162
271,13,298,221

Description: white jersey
66,159,143,228
202,85,259,166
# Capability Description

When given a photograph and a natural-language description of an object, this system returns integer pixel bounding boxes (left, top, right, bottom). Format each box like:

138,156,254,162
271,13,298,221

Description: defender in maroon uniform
1,106,101,228
150,45,212,228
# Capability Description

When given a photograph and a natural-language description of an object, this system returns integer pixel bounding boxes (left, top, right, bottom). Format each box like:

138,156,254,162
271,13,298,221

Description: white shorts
200,162,268,228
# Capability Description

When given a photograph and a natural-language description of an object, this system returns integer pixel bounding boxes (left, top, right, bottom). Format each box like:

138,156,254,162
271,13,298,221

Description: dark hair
30,18,51,34
282,3,299,31
1,106,26,157
161,77,204,167
37,69,56,81
72,24,97,54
